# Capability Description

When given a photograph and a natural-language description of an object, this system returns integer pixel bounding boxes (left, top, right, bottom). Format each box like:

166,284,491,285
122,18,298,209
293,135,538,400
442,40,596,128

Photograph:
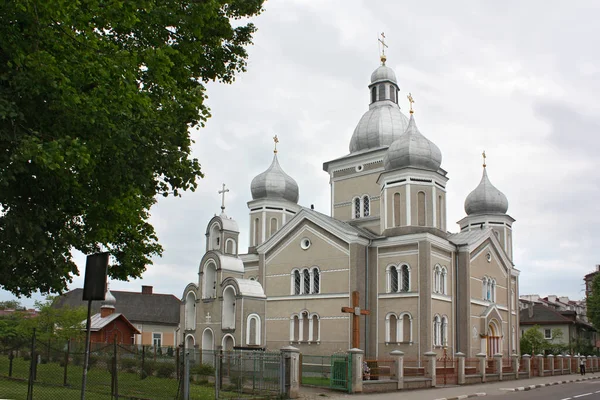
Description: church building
181,49,520,359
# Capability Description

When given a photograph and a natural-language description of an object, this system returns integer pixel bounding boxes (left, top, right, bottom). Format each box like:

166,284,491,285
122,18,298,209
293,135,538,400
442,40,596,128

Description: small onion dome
251,154,299,203
383,113,442,171
371,65,397,84
464,168,509,215
101,289,116,309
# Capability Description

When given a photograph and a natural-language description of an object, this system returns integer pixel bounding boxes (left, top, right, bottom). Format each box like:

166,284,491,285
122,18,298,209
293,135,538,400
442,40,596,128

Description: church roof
464,167,509,215
87,312,140,333
251,153,299,203
447,228,491,247
223,277,266,298
54,288,180,326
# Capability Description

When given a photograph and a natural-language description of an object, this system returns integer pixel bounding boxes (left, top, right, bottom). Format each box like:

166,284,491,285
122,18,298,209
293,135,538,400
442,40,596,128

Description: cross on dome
407,93,415,114
482,150,487,168
273,134,279,154
378,32,388,65
218,183,229,213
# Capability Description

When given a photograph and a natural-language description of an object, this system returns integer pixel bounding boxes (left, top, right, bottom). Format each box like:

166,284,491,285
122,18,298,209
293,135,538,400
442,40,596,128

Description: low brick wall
363,380,398,393
404,377,432,390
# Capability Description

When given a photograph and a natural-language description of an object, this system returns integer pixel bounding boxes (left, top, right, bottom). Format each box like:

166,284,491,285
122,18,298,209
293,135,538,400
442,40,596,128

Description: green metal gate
330,354,351,391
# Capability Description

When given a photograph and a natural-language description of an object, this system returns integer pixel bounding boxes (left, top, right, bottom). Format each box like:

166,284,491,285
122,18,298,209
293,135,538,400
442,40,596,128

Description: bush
191,363,215,377
142,360,157,378
121,357,138,373
156,362,176,378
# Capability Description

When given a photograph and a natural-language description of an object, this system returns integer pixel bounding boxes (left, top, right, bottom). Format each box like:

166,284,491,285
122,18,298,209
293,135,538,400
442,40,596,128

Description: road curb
500,375,600,392
434,392,486,400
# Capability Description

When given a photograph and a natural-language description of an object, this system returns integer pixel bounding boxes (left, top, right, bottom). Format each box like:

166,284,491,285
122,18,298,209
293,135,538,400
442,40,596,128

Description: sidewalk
298,372,600,400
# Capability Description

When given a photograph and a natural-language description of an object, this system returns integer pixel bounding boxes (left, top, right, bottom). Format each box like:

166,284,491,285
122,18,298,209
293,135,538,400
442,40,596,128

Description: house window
433,265,441,293
184,291,196,330
291,267,321,295
386,313,398,343
353,197,361,219
386,312,413,343
544,329,552,339
225,238,236,254
401,313,412,342
153,332,162,348
433,315,441,346
387,264,410,293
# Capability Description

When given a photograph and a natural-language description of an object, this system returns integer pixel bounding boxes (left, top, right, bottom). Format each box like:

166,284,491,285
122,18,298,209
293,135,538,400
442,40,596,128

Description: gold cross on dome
273,135,279,154
378,32,388,64
482,151,487,168
407,93,415,114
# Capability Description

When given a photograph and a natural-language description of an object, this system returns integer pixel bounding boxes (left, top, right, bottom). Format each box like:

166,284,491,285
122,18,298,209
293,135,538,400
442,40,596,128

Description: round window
486,252,492,263
300,238,311,250
355,164,364,172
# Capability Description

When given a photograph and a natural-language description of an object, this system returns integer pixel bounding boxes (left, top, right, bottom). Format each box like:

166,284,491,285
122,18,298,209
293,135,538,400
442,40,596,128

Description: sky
3,0,600,308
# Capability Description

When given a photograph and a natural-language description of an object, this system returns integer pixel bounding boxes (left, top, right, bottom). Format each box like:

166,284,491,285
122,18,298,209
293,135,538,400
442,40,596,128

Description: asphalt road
506,379,600,400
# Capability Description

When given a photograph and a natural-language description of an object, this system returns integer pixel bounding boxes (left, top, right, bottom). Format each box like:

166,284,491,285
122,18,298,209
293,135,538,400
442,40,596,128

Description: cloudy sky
4,0,600,307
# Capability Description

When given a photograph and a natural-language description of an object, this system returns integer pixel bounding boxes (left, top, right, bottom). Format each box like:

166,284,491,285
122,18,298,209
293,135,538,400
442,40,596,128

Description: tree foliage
0,0,264,296
587,274,600,332
0,300,24,310
520,325,547,355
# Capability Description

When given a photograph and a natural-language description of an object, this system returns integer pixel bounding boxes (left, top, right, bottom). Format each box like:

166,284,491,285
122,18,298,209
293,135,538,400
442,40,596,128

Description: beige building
181,52,519,359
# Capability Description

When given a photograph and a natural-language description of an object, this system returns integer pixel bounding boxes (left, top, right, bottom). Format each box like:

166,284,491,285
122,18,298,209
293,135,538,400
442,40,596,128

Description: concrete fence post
537,354,545,377
511,354,519,379
522,354,532,379
557,355,563,375
547,354,554,376
424,351,437,387
494,353,503,380
564,355,571,374
593,356,598,372
348,348,364,394
390,350,404,390
280,346,300,399
476,353,487,383
455,352,466,385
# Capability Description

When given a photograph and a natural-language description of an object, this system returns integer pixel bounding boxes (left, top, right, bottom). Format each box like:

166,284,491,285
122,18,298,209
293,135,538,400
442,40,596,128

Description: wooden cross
218,183,229,213
273,135,279,154
482,150,487,168
378,32,388,64
341,291,370,349
407,93,415,114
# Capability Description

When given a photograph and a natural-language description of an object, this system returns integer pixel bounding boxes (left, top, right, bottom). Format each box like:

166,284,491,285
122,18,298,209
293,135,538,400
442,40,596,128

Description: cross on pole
378,32,388,64
482,150,487,168
218,183,229,213
341,291,370,349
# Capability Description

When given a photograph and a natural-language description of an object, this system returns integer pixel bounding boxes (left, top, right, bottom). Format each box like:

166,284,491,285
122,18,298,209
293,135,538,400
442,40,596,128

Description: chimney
142,285,153,295
528,302,534,318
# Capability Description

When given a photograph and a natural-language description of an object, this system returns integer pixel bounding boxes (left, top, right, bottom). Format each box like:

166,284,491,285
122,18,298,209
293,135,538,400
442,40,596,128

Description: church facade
180,53,520,359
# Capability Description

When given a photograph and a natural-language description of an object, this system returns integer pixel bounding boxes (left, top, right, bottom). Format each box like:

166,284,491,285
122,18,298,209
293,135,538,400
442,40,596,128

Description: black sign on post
82,252,109,301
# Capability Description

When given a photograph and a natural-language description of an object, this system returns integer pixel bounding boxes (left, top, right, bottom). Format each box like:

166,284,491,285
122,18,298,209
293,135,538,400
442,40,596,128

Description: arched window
290,315,300,342
246,314,261,346
201,328,214,352
400,264,410,292
441,315,448,347
353,197,361,219
363,195,370,217
301,311,310,342
270,217,278,237
386,313,398,343
312,268,320,294
209,223,220,251
390,85,396,103
203,261,217,299
303,269,310,294
221,286,236,330
225,238,236,255
393,192,401,226
378,83,386,101
185,291,196,330
311,314,320,342
401,313,412,342
441,267,448,295
292,270,301,295
371,87,377,103
222,334,235,351
433,315,441,346
417,191,426,226
433,265,441,293
389,265,399,293
254,217,260,246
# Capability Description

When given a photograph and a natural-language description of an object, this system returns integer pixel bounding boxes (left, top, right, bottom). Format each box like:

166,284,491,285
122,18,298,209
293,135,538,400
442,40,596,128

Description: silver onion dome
383,113,442,171
464,168,509,215
371,65,397,84
251,154,299,203
102,289,116,309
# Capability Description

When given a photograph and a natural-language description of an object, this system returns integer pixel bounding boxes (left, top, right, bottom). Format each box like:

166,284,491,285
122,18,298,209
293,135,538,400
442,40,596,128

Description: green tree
0,0,264,296
18,296,86,343
520,325,547,355
0,300,24,310
587,274,600,332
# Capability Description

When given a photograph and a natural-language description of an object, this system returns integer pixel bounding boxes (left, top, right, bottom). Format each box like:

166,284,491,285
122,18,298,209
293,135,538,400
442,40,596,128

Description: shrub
121,357,138,373
191,363,215,377
142,360,157,378
156,363,176,378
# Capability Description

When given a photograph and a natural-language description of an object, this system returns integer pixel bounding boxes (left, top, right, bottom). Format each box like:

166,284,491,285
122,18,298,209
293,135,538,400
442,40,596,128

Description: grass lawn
301,376,330,387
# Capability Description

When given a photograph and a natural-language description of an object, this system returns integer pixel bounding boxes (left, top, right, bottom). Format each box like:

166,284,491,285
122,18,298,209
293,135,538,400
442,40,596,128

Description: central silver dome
383,114,442,172
349,104,409,153
251,154,299,203
464,168,508,215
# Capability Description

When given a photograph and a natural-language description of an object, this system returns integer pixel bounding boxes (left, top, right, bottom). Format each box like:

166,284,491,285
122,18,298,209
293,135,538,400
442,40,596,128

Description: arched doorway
487,320,501,356
222,286,236,330
201,328,215,366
